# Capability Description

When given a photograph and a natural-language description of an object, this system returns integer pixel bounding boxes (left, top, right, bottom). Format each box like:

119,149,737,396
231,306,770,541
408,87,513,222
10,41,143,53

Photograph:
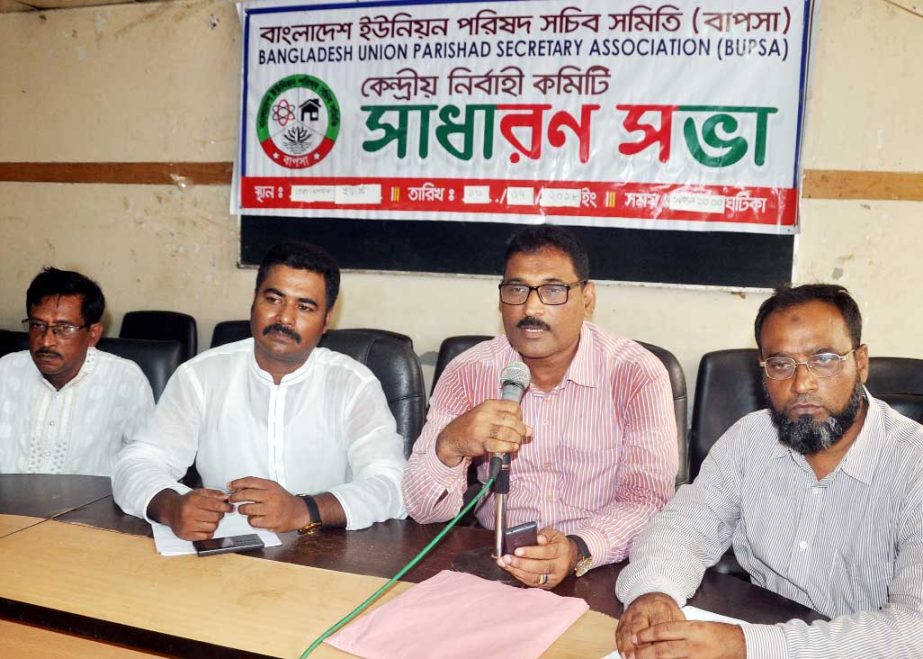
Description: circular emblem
256,75,340,169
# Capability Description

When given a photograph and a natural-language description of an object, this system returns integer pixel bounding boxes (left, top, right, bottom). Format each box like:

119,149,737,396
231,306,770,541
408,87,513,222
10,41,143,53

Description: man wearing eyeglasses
616,284,923,658
0,268,154,476
404,225,677,589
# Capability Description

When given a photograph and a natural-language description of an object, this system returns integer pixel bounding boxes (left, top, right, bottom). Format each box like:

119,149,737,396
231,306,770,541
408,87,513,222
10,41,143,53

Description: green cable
299,477,495,658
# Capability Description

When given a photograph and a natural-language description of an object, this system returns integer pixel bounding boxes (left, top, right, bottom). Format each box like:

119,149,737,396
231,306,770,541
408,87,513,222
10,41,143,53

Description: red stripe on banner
240,177,797,227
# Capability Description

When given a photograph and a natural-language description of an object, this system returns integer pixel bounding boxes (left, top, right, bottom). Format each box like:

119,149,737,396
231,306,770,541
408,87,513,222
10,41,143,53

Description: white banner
234,0,812,234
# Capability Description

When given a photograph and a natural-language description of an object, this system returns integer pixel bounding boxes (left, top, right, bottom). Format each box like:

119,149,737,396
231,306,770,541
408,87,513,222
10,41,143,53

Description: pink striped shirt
403,322,678,567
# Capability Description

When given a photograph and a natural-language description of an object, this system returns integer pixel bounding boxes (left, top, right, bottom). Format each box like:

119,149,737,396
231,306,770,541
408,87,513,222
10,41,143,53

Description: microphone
490,361,531,478
500,361,531,403
491,363,531,558
490,362,532,476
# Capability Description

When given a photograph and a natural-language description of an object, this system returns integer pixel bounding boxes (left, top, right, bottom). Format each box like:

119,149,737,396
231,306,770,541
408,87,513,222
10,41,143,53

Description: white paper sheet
681,605,747,625
151,510,281,556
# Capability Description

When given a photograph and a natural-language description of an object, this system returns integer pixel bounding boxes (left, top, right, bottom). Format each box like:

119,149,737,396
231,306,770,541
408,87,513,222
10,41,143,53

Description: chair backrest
432,335,492,394
432,334,689,484
211,321,414,351
689,349,762,481
210,320,251,348
318,329,425,457
866,357,923,395
689,350,923,481
119,311,197,363
0,330,29,359
636,341,689,485
879,393,923,424
96,337,183,402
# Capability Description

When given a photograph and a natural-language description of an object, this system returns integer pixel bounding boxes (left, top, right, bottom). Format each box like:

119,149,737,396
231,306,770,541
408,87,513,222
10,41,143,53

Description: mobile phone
193,533,265,557
503,520,538,555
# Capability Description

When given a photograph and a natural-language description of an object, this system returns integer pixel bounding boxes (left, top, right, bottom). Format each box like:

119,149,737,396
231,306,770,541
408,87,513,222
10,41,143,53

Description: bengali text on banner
233,0,812,234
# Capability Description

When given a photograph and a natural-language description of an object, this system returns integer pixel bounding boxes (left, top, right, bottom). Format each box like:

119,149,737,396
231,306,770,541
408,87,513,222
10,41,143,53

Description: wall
1,0,921,398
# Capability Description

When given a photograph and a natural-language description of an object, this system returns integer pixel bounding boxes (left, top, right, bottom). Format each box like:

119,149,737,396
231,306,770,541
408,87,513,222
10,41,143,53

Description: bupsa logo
256,75,340,169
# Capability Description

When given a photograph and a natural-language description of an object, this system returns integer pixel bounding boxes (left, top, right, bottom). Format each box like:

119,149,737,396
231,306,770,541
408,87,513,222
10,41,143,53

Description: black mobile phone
193,533,265,557
503,520,538,555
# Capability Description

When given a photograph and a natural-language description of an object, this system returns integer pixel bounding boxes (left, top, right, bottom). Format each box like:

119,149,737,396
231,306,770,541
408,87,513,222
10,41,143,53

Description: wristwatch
567,534,593,577
296,494,323,535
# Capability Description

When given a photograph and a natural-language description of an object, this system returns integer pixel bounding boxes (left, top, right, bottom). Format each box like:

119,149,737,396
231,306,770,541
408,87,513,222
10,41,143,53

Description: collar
835,390,882,486
773,388,882,486
248,339,316,385
504,322,596,392
38,346,97,392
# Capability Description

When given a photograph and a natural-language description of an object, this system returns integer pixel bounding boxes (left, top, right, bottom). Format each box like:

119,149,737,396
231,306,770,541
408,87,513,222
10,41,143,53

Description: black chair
688,349,762,481
689,350,923,481
318,330,424,457
879,393,923,424
432,334,689,484
866,357,923,396
96,337,183,402
432,335,492,394
637,341,689,485
0,329,29,358
211,321,413,350
120,311,197,363
210,320,251,348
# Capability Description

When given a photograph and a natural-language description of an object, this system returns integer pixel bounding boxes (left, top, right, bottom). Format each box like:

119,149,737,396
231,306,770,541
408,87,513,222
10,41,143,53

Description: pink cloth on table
325,570,589,658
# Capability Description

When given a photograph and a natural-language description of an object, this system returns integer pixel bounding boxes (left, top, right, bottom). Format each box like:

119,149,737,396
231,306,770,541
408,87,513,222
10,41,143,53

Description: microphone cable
300,473,498,657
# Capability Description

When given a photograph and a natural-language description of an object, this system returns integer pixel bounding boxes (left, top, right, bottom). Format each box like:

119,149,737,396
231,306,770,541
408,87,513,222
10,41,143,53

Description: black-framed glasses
760,348,858,381
498,280,587,306
21,319,90,339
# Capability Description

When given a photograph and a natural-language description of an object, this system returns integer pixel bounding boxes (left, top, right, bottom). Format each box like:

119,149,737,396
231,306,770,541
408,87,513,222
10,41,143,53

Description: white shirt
113,339,407,530
616,393,923,658
0,348,155,476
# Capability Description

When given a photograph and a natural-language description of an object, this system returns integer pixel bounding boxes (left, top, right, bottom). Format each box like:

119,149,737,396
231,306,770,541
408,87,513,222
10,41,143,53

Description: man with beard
0,267,154,476
113,241,406,538
615,284,923,658
403,225,677,589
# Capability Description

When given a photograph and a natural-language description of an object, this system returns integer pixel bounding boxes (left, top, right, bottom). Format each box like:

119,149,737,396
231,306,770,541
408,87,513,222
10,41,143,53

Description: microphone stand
451,453,519,586
492,453,510,558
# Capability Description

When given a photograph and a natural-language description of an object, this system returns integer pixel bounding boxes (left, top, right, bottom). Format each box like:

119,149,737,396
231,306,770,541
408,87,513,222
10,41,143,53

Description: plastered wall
1,0,921,397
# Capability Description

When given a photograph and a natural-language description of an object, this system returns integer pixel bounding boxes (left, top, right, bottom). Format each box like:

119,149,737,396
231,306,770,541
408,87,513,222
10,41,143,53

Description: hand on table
155,488,232,541
497,527,576,589
616,592,744,659
229,476,308,533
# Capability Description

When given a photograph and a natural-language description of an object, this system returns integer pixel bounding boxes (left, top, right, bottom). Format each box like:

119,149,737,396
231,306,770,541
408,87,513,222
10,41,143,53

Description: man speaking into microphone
403,225,677,588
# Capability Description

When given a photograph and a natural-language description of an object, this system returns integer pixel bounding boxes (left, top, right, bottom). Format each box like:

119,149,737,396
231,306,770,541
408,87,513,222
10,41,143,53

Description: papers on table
151,510,281,556
682,605,747,625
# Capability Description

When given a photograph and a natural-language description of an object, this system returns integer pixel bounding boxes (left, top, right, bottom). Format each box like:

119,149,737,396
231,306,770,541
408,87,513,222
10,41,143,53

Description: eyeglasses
21,319,90,339
498,280,587,306
760,348,858,381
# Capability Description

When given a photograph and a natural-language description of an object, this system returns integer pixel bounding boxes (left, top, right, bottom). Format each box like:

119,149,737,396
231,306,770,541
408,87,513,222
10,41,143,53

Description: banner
234,0,812,234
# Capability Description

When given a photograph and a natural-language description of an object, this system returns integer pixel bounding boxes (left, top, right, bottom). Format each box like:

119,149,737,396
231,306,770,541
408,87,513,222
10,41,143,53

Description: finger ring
537,573,548,586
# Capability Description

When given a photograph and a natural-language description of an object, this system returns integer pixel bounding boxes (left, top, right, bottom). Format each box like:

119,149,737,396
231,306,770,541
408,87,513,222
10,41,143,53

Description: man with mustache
113,241,406,539
403,225,677,588
615,284,923,658
0,268,154,475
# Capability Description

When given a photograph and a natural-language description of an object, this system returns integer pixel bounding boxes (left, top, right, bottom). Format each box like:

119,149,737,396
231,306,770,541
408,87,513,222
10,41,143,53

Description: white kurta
0,348,155,476
113,339,407,530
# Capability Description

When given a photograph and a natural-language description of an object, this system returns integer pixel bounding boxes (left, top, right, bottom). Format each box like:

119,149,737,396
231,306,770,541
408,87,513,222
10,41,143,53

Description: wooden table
0,475,823,657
